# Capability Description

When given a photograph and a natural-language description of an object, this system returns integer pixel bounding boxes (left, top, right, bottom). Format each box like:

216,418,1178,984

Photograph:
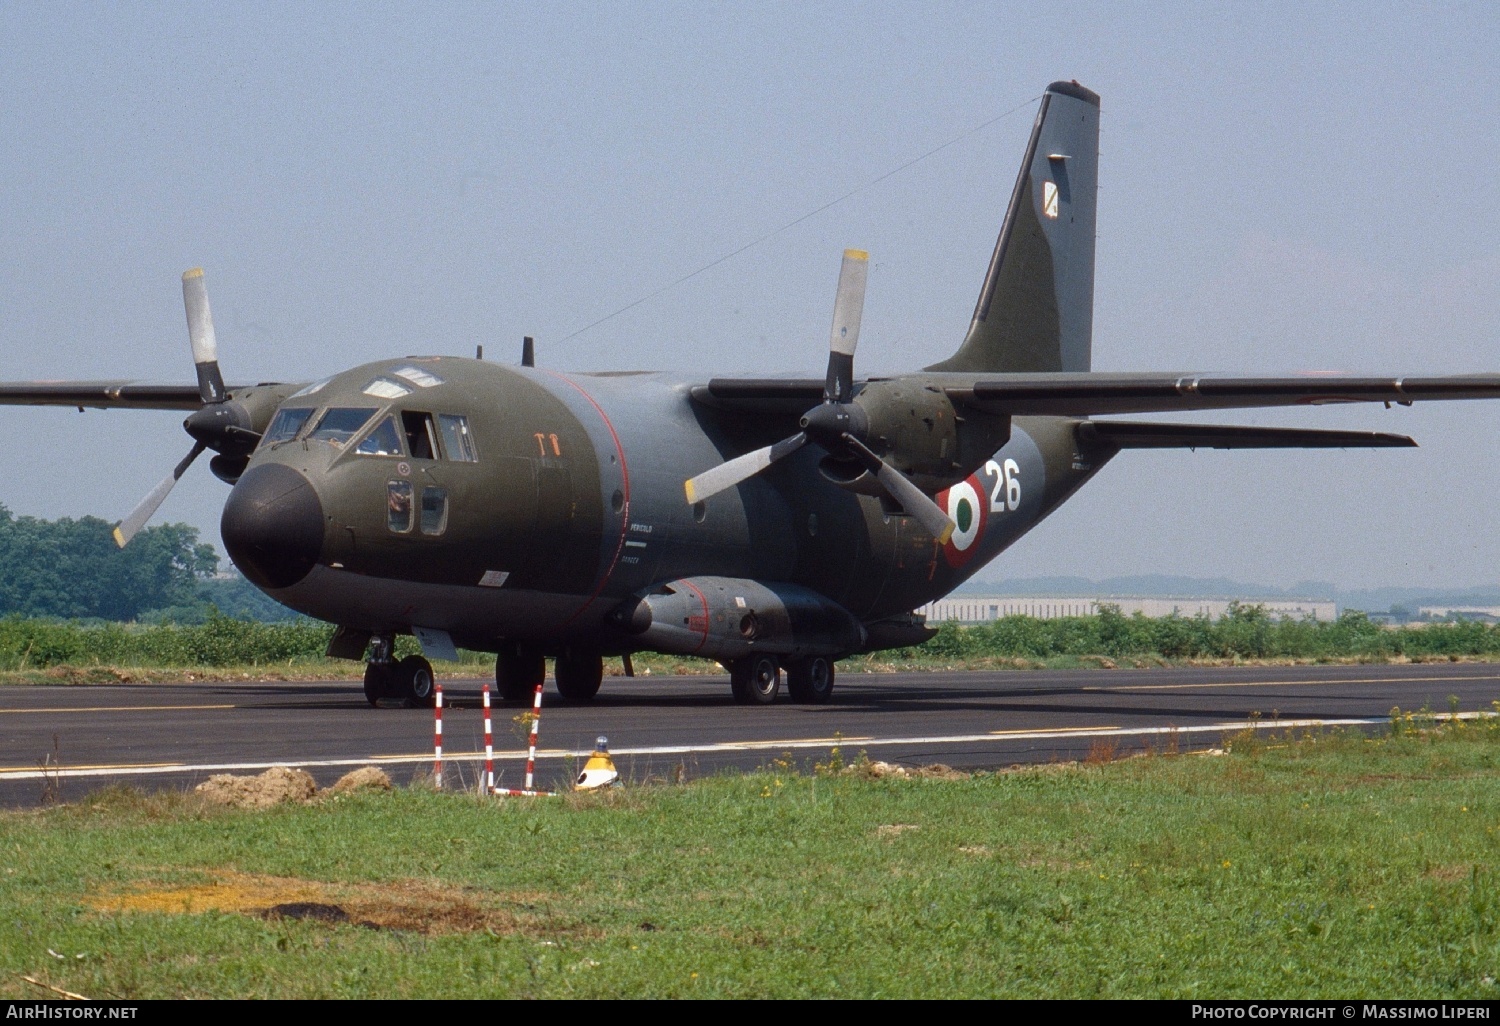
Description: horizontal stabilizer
1080,421,1416,449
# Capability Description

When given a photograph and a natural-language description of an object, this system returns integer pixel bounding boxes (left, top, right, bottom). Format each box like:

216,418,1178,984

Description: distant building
1418,606,1500,622
918,595,1336,624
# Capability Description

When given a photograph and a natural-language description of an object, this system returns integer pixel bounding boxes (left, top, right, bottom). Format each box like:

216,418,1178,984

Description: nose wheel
362,652,435,708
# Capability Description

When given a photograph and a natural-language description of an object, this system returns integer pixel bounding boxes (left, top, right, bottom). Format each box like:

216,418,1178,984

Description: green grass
6,605,1500,685
4,722,1500,998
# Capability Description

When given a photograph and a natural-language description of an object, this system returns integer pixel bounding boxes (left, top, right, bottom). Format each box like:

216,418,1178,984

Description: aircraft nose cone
221,463,324,590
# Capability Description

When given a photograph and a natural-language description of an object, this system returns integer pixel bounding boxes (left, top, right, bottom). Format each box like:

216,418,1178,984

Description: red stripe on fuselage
541,372,632,630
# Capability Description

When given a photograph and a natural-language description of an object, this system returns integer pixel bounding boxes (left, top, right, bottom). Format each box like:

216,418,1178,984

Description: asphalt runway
3,662,1499,807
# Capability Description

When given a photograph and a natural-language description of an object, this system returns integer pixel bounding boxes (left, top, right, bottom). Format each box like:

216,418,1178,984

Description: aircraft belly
267,565,588,643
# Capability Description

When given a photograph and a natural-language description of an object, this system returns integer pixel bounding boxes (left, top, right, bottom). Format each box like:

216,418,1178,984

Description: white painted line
3,712,1489,784
1085,674,1500,693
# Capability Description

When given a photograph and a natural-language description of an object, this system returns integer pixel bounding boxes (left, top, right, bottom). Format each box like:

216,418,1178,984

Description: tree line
0,505,296,622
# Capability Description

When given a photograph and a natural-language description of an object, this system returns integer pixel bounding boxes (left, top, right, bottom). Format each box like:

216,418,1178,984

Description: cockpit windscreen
308,408,378,446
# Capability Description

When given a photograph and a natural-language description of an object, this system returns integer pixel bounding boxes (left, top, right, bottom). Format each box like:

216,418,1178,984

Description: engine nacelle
612,577,865,663
820,379,1011,495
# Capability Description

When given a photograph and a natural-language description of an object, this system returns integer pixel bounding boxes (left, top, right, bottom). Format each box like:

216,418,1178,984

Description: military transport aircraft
5,80,1500,709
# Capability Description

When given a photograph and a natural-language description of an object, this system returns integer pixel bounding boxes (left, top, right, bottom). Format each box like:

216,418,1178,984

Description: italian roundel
937,473,986,568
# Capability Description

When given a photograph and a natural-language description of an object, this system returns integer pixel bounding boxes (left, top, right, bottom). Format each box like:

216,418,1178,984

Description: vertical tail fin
927,80,1100,374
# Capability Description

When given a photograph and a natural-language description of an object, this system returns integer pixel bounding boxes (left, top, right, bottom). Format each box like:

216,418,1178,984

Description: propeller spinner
684,250,956,544
113,269,259,547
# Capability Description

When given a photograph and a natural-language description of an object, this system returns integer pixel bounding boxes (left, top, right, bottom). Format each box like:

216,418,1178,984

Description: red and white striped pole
432,683,444,790
482,684,494,793
523,682,543,791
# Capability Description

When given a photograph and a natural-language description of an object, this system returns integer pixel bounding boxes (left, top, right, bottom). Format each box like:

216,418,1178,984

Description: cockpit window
393,365,443,388
438,414,477,462
261,407,315,446
354,416,404,456
402,411,439,460
309,407,377,446
363,378,411,400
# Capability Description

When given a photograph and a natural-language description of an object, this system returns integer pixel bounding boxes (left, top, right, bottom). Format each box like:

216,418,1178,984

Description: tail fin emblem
1042,180,1060,219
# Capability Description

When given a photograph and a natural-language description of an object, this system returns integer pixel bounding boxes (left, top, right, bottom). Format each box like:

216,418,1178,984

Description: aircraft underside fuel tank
612,576,866,662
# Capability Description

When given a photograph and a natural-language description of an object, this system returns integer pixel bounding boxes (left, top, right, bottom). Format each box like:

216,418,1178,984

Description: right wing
0,381,261,411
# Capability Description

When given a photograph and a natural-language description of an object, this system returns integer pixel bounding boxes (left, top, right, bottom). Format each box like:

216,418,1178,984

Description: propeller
113,268,251,547
683,249,956,544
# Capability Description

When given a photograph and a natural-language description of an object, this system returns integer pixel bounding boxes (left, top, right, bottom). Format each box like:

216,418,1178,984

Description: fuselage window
421,487,448,535
354,416,404,456
363,378,411,400
402,411,438,460
393,365,443,388
387,481,413,533
309,408,378,447
261,407,315,447
438,413,477,462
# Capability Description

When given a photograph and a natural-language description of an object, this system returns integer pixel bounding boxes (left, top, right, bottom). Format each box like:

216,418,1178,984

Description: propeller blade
824,248,868,404
182,268,226,404
841,434,956,545
684,433,807,504
113,441,207,548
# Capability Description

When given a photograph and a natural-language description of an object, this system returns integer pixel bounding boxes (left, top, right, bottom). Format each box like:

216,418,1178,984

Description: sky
1,3,1498,593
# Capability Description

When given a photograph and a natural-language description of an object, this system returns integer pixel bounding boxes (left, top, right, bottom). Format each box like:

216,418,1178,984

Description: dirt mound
263,902,352,924
847,760,970,780
328,767,392,794
195,766,317,808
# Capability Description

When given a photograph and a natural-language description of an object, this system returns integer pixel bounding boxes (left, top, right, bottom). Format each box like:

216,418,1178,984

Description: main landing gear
728,654,836,705
554,649,603,704
363,638,436,709
494,644,603,704
495,643,545,703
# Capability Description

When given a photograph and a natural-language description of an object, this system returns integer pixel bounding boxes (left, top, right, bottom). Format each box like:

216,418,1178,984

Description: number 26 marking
983,458,1021,513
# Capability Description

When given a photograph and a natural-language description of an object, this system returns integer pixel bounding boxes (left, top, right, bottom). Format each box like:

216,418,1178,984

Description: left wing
947,372,1500,416
690,372,1500,417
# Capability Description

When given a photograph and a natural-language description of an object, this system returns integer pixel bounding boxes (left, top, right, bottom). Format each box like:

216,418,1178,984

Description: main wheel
363,663,392,707
730,654,780,705
496,645,545,703
786,656,835,704
395,654,437,709
554,650,603,703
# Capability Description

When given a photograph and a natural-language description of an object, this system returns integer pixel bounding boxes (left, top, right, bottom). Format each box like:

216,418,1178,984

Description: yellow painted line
1083,674,1500,693
0,704,234,715
991,725,1119,735
0,760,183,776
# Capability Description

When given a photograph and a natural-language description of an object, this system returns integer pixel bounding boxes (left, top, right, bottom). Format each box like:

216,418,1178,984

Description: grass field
3,718,1500,998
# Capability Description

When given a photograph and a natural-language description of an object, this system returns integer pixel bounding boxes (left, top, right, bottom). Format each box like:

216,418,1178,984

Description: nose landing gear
362,636,436,708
